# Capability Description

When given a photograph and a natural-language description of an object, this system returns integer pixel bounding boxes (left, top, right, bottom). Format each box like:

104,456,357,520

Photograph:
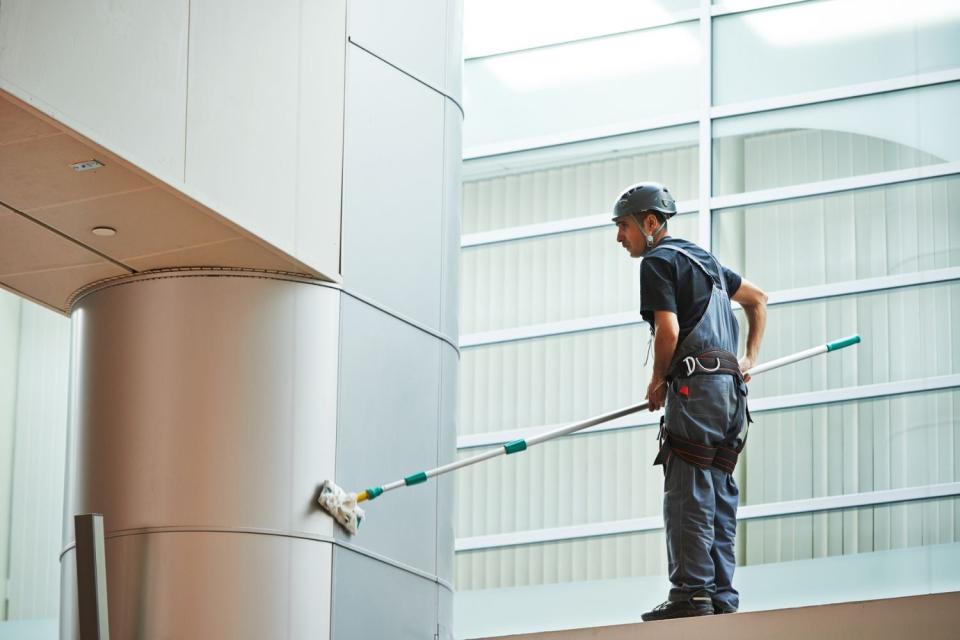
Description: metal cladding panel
436,342,458,585
441,100,463,340
331,546,438,640
62,273,340,544
61,533,332,640
341,46,444,330
185,0,346,276
444,0,464,105
0,0,189,179
336,297,440,575
348,0,448,91
295,0,348,278
438,581,454,640
185,0,300,253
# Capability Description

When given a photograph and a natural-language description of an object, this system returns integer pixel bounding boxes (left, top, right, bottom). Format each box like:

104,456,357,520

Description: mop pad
319,480,364,535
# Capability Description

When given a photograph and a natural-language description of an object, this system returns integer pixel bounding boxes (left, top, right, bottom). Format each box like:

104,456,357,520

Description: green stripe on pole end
366,486,384,500
504,439,528,455
826,335,861,352
404,472,428,486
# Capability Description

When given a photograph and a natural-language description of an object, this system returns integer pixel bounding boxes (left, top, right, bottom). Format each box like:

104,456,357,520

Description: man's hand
649,311,679,412
646,377,667,411
732,278,767,386
738,356,754,383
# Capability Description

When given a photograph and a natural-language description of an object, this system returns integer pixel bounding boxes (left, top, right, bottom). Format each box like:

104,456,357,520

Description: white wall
0,0,347,280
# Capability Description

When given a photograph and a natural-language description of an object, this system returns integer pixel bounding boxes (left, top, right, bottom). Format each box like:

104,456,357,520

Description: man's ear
643,212,657,233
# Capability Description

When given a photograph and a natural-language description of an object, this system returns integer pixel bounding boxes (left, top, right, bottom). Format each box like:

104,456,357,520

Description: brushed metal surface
437,342,458,585
335,295,440,574
62,532,332,640
63,272,340,542
331,545,437,640
61,272,340,639
341,47,444,331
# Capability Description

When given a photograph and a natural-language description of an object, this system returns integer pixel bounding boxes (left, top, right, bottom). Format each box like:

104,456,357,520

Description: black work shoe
713,604,738,614
641,594,714,622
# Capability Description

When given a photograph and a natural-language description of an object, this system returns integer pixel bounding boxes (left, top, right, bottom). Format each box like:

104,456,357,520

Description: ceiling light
71,160,104,172
91,227,117,237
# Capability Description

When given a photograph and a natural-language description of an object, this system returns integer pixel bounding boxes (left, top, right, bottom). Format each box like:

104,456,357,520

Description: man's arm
731,277,768,382
646,310,679,411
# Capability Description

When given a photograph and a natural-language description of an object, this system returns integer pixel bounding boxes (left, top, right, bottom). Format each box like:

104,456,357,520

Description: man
613,182,767,621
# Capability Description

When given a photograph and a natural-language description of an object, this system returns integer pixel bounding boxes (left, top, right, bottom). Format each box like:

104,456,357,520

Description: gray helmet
612,182,677,221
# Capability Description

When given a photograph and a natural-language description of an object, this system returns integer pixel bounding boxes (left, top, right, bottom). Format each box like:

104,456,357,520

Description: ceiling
0,90,318,314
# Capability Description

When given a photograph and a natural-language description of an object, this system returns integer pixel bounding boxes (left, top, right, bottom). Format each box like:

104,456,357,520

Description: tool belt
655,348,751,474
667,349,743,382
655,427,743,474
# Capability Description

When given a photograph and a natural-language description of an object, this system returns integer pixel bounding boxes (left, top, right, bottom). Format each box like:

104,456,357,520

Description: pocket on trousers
665,375,736,442
677,375,733,419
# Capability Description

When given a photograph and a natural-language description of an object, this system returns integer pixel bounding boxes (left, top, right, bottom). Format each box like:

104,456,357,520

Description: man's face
615,214,648,258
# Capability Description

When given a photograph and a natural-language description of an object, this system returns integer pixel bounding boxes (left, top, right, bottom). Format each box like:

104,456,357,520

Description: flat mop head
319,480,364,535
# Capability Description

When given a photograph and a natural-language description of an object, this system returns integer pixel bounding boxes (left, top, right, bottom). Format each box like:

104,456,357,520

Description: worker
613,182,767,621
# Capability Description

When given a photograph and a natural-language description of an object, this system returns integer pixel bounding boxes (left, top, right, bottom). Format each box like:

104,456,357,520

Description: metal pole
355,335,862,502
74,513,110,640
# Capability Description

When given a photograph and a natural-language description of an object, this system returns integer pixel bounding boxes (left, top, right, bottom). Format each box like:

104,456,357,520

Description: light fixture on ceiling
70,159,104,172
91,226,117,237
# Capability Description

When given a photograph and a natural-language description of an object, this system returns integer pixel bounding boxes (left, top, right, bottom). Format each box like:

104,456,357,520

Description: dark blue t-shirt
639,237,742,345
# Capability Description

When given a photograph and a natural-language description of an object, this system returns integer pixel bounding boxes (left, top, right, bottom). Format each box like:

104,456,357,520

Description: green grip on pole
366,486,384,500
404,472,428,486
504,439,528,454
826,335,861,352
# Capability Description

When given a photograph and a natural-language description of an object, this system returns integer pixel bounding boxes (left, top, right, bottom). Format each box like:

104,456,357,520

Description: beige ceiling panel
0,133,149,211
28,187,238,262
0,203,123,275
0,203,129,312
3,262,128,313
0,94,61,145
0,90,327,308
124,237,309,274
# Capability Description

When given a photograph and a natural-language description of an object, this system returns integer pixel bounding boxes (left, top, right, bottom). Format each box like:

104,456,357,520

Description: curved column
60,270,341,638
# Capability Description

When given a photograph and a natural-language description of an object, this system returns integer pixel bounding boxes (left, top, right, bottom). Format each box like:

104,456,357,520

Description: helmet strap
646,218,667,248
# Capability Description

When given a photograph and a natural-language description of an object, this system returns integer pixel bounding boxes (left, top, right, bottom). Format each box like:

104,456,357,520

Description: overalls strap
652,244,726,294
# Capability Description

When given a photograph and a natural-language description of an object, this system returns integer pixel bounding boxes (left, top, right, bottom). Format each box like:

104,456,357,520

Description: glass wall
713,0,960,104
713,83,960,195
456,0,960,619
463,125,699,234
713,175,960,289
463,21,701,150
456,388,960,589
0,290,71,629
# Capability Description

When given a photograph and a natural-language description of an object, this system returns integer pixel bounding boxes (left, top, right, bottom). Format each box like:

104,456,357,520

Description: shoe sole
641,609,714,622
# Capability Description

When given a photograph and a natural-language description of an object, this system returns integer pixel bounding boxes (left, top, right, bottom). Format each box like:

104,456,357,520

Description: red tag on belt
678,385,690,398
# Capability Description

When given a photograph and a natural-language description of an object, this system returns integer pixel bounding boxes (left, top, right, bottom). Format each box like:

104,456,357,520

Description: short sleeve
639,256,677,326
722,266,742,297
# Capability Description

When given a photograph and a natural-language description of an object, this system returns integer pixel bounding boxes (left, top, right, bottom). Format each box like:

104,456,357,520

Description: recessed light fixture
71,159,104,172
91,226,117,237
